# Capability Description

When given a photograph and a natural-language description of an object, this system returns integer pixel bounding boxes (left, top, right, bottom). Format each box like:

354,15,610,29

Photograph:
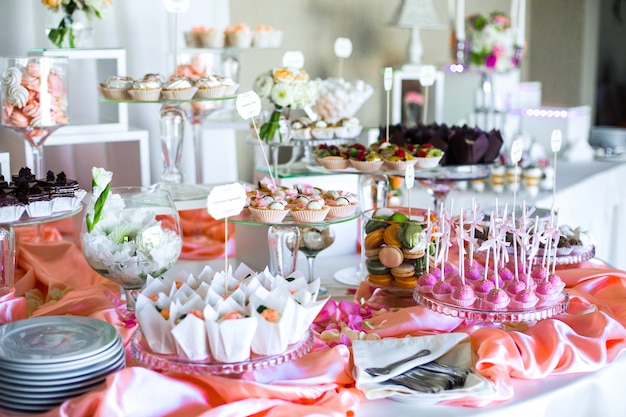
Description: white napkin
353,334,497,404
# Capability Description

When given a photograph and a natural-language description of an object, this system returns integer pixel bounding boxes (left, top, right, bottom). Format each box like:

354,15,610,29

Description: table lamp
389,0,446,68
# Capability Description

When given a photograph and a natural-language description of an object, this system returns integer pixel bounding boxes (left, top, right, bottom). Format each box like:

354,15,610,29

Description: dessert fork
364,348,431,376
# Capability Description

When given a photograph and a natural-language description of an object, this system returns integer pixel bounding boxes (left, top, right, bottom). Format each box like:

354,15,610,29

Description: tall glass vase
46,9,94,48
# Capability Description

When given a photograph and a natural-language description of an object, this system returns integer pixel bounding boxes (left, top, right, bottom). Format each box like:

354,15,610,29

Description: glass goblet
81,187,183,311
298,225,335,295
0,56,69,179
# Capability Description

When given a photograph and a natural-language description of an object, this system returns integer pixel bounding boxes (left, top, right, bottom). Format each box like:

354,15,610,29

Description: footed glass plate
414,289,569,324
131,329,314,376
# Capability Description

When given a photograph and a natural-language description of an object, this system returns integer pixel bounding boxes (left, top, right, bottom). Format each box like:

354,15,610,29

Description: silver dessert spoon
364,348,431,376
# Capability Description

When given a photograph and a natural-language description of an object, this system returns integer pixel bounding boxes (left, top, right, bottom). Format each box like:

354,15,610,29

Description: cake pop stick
426,208,431,273
526,216,540,288
334,37,352,79
383,67,392,142
459,210,465,284
510,138,523,218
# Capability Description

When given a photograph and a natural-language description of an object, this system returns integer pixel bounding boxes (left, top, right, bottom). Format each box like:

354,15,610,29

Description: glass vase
46,9,94,48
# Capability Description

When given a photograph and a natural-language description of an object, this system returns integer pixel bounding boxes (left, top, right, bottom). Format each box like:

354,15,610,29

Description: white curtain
0,0,230,183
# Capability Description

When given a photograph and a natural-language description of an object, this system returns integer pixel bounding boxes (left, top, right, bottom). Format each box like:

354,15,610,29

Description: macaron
391,262,416,279
383,223,403,246
366,259,390,275
367,273,393,287
364,227,385,249
378,245,404,268
394,274,418,289
402,247,425,260
364,247,382,259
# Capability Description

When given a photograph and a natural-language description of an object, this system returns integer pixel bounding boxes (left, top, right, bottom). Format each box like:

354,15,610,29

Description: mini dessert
377,245,404,269
391,262,416,280
99,75,133,100
310,119,335,139
290,200,330,223
484,287,510,309
0,188,25,222
225,23,252,48
349,150,383,172
414,143,444,169
161,76,198,100
194,74,226,98
291,118,312,140
548,274,565,292
473,278,495,297
128,74,162,101
512,288,539,309
334,117,363,138
364,227,385,249
535,281,558,301
394,273,418,289
490,165,506,193
184,26,205,47
416,272,437,293
451,284,477,307
324,190,357,218
198,27,225,48
253,24,283,48
505,279,526,297
367,272,392,286
432,280,452,300
248,197,289,223
382,148,416,171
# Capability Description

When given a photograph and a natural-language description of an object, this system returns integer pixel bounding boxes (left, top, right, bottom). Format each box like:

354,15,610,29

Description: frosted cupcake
162,77,198,100
99,75,133,100
324,190,358,218
225,23,252,48
128,75,162,101
194,75,226,98
290,200,330,223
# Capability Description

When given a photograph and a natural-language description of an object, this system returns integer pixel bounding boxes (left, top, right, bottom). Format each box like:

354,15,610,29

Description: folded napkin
353,334,498,404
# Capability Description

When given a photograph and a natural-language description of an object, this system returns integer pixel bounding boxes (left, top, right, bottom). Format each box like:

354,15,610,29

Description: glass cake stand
414,289,570,325
130,328,314,376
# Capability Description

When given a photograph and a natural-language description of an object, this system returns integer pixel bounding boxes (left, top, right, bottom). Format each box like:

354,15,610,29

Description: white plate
0,347,125,383
0,376,106,398
0,336,122,373
0,316,119,364
333,266,363,287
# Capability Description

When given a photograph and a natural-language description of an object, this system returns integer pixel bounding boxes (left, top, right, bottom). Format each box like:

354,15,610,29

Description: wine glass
81,187,183,311
298,225,336,295
1,56,69,179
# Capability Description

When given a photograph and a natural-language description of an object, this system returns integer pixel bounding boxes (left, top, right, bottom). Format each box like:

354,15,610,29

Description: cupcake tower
416,201,565,311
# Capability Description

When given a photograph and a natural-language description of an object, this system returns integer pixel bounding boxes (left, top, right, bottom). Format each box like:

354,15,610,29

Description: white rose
253,72,274,98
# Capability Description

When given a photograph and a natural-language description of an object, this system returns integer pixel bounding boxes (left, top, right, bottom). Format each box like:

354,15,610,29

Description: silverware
364,348,431,376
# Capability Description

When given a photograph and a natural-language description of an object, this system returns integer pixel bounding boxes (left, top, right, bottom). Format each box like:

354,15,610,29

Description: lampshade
390,0,446,30
390,0,445,66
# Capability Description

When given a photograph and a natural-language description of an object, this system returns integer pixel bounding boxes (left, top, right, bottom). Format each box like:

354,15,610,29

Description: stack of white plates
0,316,125,414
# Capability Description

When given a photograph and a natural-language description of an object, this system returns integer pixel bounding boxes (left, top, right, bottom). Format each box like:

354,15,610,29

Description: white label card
405,164,415,189
282,51,304,69
510,139,523,163
207,183,247,220
384,67,393,91
163,0,190,13
551,130,562,152
236,91,261,120
334,37,353,58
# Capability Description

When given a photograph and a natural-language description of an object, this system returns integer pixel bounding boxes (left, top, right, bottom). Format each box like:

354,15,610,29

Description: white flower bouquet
252,67,319,143
81,168,183,293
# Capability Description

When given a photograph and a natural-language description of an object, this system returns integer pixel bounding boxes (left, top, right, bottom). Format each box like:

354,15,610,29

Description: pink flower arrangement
466,11,520,73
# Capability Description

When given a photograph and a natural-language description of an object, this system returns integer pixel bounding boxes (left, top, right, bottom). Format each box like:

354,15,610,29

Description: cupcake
128,74,162,101
99,75,133,100
349,151,384,172
383,148,416,171
162,77,198,100
198,27,225,48
319,156,349,170
290,200,330,223
414,144,444,169
324,190,358,218
218,76,239,96
248,199,289,223
194,75,226,99
253,25,283,48
225,23,252,48
291,118,312,140
310,120,335,139
334,117,363,138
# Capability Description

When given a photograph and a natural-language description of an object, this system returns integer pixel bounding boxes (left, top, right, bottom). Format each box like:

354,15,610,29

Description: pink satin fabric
2,227,626,415
179,209,236,260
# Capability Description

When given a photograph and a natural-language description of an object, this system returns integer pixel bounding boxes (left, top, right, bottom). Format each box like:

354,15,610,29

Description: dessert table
2,218,626,416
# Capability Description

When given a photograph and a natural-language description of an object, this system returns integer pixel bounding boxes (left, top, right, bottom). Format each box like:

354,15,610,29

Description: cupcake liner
451,296,477,307
99,85,131,101
0,205,26,222
194,85,227,99
161,87,198,101
226,31,252,48
199,31,225,48
223,83,240,96
414,156,443,169
416,284,434,294
510,298,539,309
291,128,312,140
327,204,357,218
248,206,289,223
383,159,416,171
319,157,349,170
350,159,383,172
290,206,330,223
26,200,53,218
128,88,162,102
311,128,335,139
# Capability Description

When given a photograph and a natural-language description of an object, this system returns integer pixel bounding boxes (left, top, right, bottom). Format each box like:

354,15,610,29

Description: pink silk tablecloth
1,227,626,416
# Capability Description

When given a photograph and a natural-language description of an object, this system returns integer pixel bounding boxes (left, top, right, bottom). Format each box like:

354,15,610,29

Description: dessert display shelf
229,208,361,227
131,328,314,376
98,96,237,105
414,289,570,325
